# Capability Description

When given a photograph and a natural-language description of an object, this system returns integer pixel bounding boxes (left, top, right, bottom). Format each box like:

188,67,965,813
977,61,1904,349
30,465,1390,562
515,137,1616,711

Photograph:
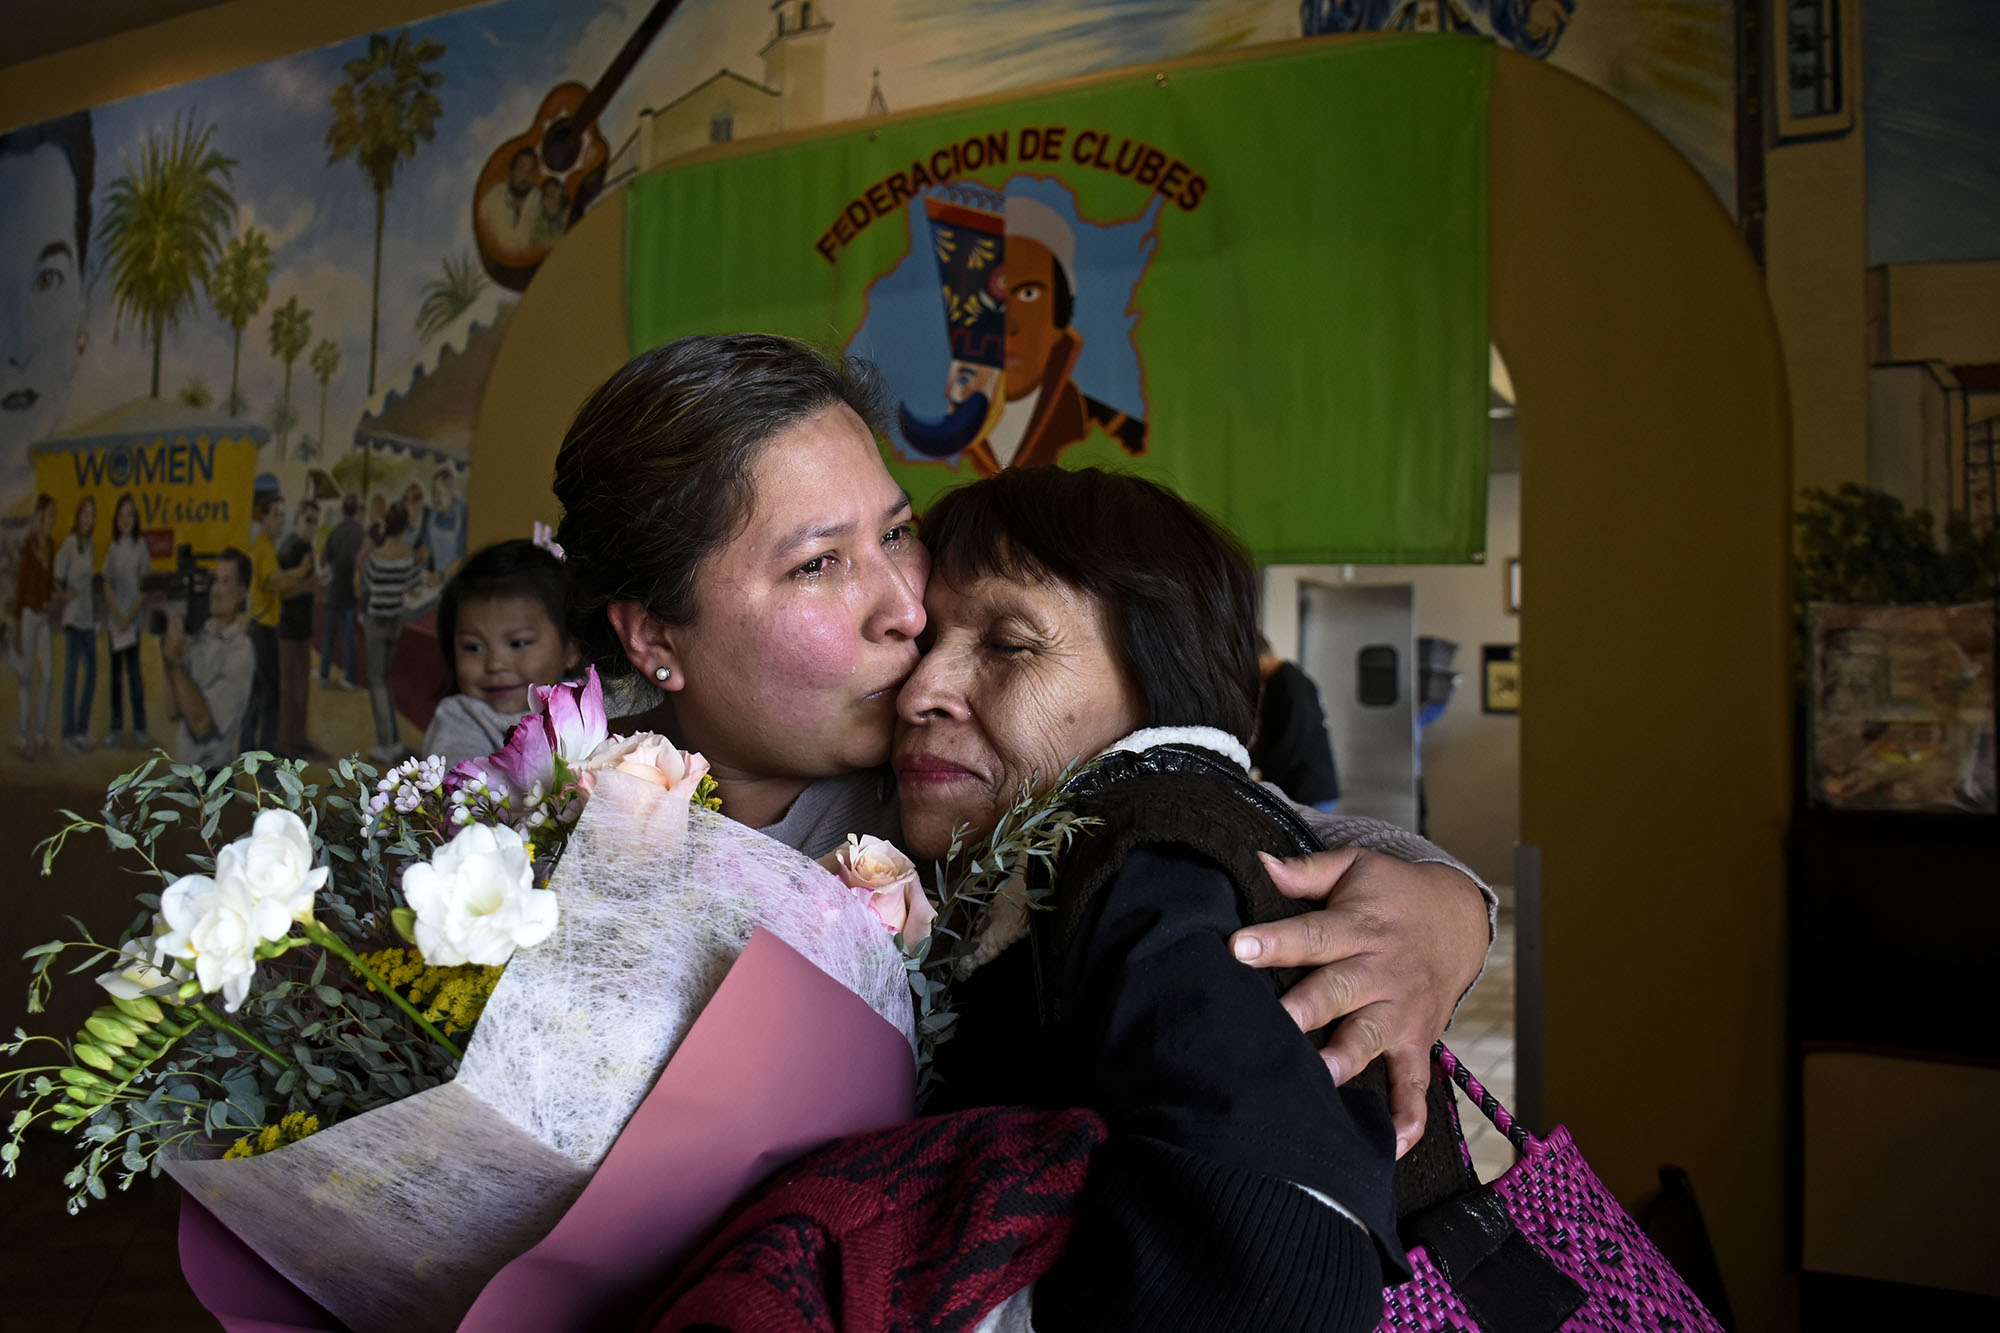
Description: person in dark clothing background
1252,633,1341,811
318,493,365,691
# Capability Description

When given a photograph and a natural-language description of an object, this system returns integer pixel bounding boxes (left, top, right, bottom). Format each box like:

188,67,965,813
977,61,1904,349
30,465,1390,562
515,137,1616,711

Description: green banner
628,36,1490,563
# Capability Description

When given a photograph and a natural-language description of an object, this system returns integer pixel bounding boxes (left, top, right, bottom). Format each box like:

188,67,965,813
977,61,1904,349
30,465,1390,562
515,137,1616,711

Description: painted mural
0,0,1737,785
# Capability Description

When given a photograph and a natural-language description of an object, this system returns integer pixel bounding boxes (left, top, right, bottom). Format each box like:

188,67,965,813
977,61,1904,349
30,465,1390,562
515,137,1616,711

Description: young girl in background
420,537,580,765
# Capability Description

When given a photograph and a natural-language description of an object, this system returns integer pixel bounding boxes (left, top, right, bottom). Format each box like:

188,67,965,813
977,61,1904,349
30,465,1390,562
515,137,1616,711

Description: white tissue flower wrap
167,768,914,1333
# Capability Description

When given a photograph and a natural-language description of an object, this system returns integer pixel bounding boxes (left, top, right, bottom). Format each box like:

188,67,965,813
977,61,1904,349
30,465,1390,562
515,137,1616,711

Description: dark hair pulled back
436,539,574,695
920,466,1262,745
553,333,885,679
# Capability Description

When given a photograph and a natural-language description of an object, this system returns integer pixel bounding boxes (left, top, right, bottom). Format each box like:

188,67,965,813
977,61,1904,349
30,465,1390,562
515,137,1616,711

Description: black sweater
933,757,1400,1331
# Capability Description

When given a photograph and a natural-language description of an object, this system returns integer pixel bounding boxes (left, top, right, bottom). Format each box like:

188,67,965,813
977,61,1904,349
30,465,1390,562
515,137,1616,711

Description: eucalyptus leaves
0,748,547,1214
895,762,1101,1101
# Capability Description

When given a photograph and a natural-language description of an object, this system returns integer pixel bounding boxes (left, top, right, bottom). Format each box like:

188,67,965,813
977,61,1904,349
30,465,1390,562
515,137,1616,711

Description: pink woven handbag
1377,1045,1727,1333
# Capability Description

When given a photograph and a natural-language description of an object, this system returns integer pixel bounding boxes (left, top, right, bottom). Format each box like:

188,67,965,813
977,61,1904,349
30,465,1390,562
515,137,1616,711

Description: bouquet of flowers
3,670,916,1333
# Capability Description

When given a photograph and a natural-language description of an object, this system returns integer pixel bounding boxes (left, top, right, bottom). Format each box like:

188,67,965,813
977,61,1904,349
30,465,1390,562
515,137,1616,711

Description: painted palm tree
96,114,238,397
208,226,273,416
326,28,447,396
268,296,313,458
310,337,343,455
414,251,488,342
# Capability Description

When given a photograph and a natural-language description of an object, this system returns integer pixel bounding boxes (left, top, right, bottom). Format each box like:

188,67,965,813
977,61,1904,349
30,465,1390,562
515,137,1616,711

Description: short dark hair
436,539,573,695
1,111,94,273
921,467,1260,744
554,333,886,678
383,501,410,538
342,492,362,517
217,546,252,586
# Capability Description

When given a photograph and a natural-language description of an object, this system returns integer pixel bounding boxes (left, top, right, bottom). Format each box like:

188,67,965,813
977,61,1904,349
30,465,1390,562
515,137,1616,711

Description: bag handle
1434,1041,1534,1154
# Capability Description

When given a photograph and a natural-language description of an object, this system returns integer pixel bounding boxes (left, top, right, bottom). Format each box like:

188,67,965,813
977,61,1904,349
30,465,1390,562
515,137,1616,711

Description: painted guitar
471,0,682,291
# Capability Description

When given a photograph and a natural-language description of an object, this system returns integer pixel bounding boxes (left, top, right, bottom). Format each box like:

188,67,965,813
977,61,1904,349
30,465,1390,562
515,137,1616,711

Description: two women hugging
538,334,1494,1331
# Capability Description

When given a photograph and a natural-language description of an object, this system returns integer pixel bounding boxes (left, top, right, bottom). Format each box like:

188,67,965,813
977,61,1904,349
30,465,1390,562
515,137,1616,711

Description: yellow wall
1493,51,1793,1329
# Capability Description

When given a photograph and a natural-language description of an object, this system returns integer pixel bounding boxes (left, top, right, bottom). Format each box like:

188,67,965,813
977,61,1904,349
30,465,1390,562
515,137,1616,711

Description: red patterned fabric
647,1106,1106,1333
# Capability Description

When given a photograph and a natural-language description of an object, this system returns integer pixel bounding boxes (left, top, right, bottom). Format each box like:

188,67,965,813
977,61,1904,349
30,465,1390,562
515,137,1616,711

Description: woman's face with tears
656,404,930,782
892,570,1142,860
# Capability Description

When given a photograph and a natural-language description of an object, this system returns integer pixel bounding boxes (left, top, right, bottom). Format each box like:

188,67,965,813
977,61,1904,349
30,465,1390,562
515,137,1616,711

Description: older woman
553,334,1491,1145
879,465,1402,1329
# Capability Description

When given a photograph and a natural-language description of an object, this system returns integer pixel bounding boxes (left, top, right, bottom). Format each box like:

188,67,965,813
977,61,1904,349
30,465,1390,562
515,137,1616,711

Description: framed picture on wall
1482,644,1520,714
1808,602,1995,812
1505,557,1521,615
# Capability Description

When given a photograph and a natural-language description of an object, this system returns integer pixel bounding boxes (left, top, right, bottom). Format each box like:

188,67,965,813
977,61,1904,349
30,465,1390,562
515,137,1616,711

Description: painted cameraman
158,547,254,771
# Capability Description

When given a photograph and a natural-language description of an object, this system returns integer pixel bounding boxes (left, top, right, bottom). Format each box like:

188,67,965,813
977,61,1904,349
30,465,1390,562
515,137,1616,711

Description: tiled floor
1449,902,1519,1185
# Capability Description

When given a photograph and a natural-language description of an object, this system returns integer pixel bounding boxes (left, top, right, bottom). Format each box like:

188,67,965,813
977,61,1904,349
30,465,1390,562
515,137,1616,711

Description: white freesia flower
224,809,328,942
401,822,556,967
155,875,264,1012
97,923,190,1001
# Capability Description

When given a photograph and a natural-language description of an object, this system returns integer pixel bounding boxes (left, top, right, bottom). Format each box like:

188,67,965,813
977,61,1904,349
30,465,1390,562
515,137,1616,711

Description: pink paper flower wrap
173,770,915,1333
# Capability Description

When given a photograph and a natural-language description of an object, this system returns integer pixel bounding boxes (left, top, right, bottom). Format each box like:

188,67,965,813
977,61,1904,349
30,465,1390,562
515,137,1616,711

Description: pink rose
823,834,935,947
583,733,711,802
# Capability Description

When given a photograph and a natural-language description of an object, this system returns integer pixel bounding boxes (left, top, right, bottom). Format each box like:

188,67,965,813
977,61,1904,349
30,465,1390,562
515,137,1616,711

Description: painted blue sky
1866,0,2000,266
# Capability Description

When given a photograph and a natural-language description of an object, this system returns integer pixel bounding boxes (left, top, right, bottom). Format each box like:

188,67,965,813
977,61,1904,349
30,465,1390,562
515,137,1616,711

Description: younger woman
421,538,580,765
101,493,150,748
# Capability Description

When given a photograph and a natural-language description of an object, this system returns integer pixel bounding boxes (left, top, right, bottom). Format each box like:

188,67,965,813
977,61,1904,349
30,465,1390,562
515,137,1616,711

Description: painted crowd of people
7,463,469,769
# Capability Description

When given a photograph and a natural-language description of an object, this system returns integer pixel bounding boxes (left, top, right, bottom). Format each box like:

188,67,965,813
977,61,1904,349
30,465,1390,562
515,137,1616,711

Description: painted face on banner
0,144,88,490
1001,236,1060,400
